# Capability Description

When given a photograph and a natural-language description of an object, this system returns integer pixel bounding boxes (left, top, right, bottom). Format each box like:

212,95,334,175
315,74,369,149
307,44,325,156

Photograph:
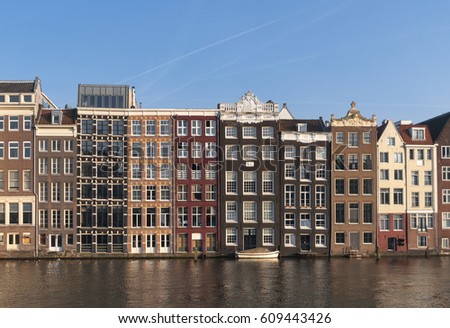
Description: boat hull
235,250,280,259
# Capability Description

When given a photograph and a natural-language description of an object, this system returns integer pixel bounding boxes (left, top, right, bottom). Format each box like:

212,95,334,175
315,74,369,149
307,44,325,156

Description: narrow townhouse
420,113,450,254
35,108,77,254
279,118,331,256
174,111,220,255
330,102,378,256
377,120,407,253
0,78,56,257
397,121,437,253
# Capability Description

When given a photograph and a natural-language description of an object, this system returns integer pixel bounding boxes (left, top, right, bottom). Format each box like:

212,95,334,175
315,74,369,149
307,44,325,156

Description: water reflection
0,257,449,307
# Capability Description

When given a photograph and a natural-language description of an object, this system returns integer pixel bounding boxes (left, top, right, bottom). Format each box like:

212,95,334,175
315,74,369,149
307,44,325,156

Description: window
263,228,274,246
146,186,156,201
349,203,359,223
242,126,256,138
393,188,403,205
335,179,345,195
177,163,187,180
0,116,3,130
300,213,311,229
51,210,61,228
63,158,73,175
394,214,403,230
300,185,310,207
363,203,373,223
64,210,73,228
243,202,257,222
443,167,450,180
425,192,432,207
9,171,19,191
131,186,142,201
262,126,274,138
0,142,5,159
387,137,395,146
363,232,373,244
349,179,359,195
191,142,202,158
443,190,450,204
205,185,216,201
300,147,311,161
316,147,326,160
64,140,74,152
300,165,311,180
226,202,238,222
362,154,373,170
348,132,358,147
23,170,31,191
442,238,449,250
284,146,296,159
335,232,345,244
160,186,171,201
9,203,19,224
205,142,217,158
262,171,274,194
335,203,345,223
225,126,237,138
160,208,170,227
191,185,202,201
380,152,389,163
0,171,3,191
132,208,142,227
226,145,238,160
380,188,390,205
177,185,187,201
243,171,257,194
316,213,326,229
205,163,217,180
81,119,93,134
192,207,202,227
363,179,373,195
206,207,216,227
262,145,275,160
191,120,202,136
51,158,60,175
442,146,450,159
9,142,19,159
394,169,403,180
336,132,344,144
242,145,258,160
410,213,434,231
349,154,358,170
417,149,424,161
316,185,326,208
418,236,427,247
285,234,296,247
96,120,108,135
394,152,403,163
284,185,295,207
226,171,237,194
205,120,216,136
39,183,48,202
443,213,450,229
411,192,419,207
131,142,141,158
412,128,425,140
9,116,19,130
284,213,295,228
131,120,142,135
285,164,296,179
191,163,202,180
335,154,345,170
177,207,188,227
380,214,390,231
177,120,187,136
145,120,156,135
160,120,170,136
316,163,326,180
226,228,238,245
315,235,326,247
411,171,419,185
424,171,432,186
363,132,371,144
38,210,48,228
145,142,156,158
110,120,123,135
160,142,171,158
160,164,170,180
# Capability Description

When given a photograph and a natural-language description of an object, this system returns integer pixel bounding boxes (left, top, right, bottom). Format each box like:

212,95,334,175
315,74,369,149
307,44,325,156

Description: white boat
235,247,280,259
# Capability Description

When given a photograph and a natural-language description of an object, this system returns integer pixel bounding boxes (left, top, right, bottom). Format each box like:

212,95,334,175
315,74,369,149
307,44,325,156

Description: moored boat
235,247,280,259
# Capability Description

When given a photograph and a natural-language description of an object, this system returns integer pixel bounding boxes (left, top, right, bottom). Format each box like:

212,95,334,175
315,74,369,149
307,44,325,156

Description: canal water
0,257,449,308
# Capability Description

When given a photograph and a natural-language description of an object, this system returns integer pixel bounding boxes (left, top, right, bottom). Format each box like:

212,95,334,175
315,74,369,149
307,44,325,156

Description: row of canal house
2,79,450,257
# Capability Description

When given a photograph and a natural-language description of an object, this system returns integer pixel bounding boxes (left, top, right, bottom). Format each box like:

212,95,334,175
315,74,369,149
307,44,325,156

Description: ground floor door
350,232,360,251
300,235,311,251
131,235,142,254
146,234,156,253
49,234,63,252
388,237,397,251
243,228,257,249
160,234,170,253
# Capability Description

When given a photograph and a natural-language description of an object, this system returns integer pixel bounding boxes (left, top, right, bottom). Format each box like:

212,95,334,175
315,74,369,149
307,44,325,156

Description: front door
243,228,257,249
388,238,397,251
131,235,142,254
350,232,360,251
49,234,63,252
300,235,311,251
160,234,170,253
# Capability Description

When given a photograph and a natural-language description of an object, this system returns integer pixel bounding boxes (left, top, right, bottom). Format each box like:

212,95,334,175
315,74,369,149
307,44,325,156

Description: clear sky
2,0,450,123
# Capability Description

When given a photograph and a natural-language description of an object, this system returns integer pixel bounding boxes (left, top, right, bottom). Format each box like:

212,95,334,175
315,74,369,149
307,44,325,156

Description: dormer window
297,123,307,132
52,110,62,125
9,95,20,102
412,128,425,140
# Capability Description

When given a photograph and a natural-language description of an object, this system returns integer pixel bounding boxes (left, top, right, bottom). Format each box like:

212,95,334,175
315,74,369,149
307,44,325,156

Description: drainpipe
33,112,39,258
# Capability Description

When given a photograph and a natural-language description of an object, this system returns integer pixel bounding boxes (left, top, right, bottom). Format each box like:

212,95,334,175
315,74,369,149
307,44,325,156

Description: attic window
297,123,307,132
412,128,425,140
52,111,62,125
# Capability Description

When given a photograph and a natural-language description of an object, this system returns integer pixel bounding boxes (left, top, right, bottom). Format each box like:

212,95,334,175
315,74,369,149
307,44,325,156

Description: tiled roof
37,109,76,125
0,81,36,93
279,119,325,133
397,124,433,145
377,121,389,141
420,112,450,142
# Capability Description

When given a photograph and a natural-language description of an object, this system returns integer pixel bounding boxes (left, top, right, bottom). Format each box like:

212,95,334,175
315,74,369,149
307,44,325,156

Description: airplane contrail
116,18,283,84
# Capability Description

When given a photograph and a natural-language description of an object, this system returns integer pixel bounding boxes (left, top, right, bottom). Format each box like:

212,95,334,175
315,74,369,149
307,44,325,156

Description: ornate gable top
219,91,279,114
331,101,376,127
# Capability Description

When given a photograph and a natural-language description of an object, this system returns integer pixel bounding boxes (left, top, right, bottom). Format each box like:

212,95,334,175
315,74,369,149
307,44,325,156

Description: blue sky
2,0,450,123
